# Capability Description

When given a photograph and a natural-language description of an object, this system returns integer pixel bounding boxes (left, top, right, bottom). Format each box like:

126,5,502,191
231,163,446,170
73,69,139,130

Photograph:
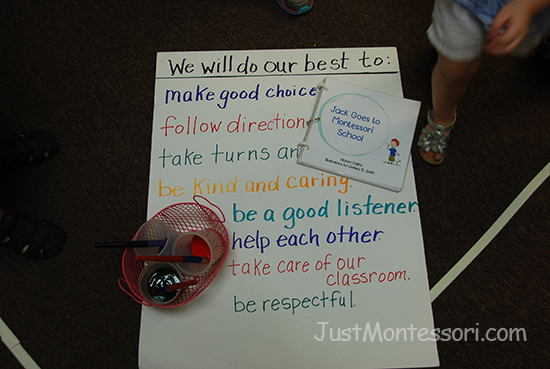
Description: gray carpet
1,1,549,368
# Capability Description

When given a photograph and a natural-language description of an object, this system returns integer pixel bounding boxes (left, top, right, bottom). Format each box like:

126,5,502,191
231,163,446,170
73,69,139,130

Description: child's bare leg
423,54,482,160
432,54,481,124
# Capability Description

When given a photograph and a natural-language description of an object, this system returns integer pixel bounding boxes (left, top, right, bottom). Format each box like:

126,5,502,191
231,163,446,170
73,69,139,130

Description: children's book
297,77,421,192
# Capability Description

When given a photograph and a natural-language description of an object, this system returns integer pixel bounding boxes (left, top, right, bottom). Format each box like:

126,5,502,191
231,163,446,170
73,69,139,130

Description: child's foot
0,207,65,260
278,0,313,15
417,110,455,165
0,130,59,169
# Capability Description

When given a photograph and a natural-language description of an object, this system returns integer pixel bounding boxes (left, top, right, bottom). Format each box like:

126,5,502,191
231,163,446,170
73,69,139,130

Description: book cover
297,77,421,191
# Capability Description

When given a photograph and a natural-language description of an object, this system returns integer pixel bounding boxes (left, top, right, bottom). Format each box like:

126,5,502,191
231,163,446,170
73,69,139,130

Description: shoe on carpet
0,206,65,260
417,110,456,166
1,130,59,169
278,0,313,15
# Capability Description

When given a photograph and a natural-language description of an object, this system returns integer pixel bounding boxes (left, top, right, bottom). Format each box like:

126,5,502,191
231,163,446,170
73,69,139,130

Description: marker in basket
135,255,210,263
94,240,166,249
150,279,199,295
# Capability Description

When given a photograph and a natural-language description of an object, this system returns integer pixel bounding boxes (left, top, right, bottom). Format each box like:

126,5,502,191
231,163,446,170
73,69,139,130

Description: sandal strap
417,110,456,155
426,109,456,132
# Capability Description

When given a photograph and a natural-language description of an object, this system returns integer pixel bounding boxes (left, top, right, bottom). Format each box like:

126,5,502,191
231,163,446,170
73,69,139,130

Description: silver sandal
417,110,456,165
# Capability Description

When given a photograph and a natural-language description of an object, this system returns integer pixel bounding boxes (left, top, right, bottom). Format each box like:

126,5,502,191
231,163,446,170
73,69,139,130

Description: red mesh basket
119,196,229,308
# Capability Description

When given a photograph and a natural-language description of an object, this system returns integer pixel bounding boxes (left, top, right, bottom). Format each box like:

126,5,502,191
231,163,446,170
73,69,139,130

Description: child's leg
420,0,486,164
420,54,481,161
431,54,481,127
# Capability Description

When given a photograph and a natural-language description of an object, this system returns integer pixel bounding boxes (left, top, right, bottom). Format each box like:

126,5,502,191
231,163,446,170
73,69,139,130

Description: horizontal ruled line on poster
157,50,398,78
156,71,399,79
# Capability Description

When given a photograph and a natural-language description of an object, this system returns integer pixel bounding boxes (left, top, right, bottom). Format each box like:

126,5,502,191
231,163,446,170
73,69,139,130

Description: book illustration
385,138,402,166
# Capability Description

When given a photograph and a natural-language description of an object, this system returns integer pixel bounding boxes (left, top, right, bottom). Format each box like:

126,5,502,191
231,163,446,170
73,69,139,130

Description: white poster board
140,48,439,369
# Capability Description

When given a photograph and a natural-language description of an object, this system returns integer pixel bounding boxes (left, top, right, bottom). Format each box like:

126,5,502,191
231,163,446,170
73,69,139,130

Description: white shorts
427,0,544,62
427,0,488,62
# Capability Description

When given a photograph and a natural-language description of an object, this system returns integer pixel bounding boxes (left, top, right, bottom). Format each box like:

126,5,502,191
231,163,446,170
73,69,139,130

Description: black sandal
0,130,59,169
0,207,65,259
